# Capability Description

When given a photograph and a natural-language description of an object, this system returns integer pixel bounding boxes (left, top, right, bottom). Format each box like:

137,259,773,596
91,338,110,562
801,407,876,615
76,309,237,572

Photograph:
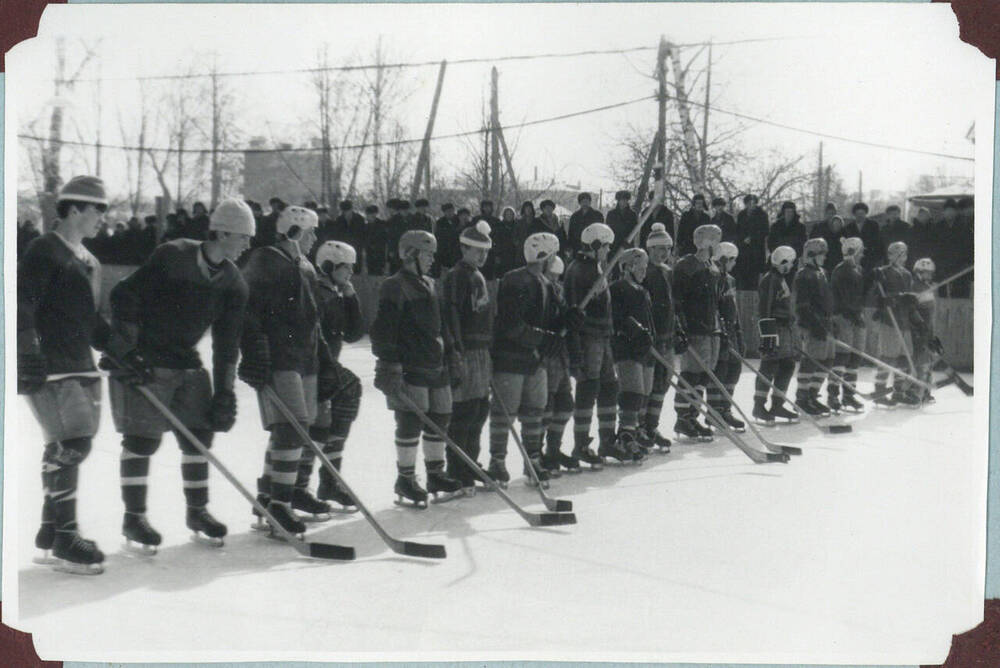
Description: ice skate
251,476,272,531
33,521,57,565
317,477,359,513
768,401,800,423
692,416,715,441
715,408,746,433
486,458,511,489
427,467,464,503
122,512,162,556
266,501,307,537
841,393,864,412
186,506,227,547
52,531,104,575
540,451,564,478
872,385,896,408
523,455,552,488
674,414,706,442
291,487,333,522
633,428,654,457
798,395,829,417
827,393,842,413
393,474,429,509
554,450,582,473
752,400,775,425
642,426,672,453
599,432,636,464
893,389,920,408
571,438,604,471
809,391,832,416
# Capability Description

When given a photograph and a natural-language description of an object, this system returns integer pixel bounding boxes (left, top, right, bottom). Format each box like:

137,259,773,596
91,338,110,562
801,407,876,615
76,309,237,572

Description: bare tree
117,91,148,217
360,37,414,201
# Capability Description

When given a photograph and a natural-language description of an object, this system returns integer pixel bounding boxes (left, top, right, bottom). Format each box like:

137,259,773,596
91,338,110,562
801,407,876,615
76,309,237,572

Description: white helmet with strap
714,241,738,261
580,222,614,250
524,232,560,263
277,205,318,236
770,245,796,269
316,241,356,272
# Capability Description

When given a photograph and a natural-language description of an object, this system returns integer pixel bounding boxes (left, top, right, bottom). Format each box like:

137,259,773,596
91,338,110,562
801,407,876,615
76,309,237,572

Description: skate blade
429,490,464,504
190,532,225,548
753,419,776,427
251,518,271,532
52,559,103,575
33,550,58,566
297,512,333,523
264,528,305,542
525,479,551,489
122,539,158,556
328,504,360,514
460,486,477,498
394,496,429,509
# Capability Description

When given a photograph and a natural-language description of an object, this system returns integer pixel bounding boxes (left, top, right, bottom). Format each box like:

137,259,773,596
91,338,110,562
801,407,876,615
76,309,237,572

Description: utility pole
210,64,221,209
858,170,863,202
667,40,704,195
372,37,384,202
490,67,501,205
636,38,670,208
410,60,447,201
815,141,823,219
700,40,711,191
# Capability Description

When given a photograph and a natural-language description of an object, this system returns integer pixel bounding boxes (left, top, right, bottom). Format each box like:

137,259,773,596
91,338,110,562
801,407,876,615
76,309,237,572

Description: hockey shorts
679,334,720,372
387,380,452,414
832,315,866,352
797,327,834,362
576,336,616,382
258,371,318,429
545,355,569,396
616,360,654,396
760,323,797,361
492,367,548,415
111,367,211,439
28,376,102,443
875,321,912,359
452,348,491,402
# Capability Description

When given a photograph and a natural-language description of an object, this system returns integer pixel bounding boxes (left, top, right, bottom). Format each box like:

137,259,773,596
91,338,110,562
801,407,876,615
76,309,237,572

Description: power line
17,95,657,154
67,37,796,83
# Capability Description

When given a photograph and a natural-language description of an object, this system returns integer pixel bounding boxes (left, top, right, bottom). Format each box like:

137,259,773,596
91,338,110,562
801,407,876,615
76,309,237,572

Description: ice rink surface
7,339,981,664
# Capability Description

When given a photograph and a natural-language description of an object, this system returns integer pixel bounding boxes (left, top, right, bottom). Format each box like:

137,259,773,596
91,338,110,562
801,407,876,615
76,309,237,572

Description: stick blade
780,445,803,456
307,541,356,561
765,452,791,463
400,541,447,559
552,499,574,512
826,424,853,434
955,379,974,396
530,511,578,527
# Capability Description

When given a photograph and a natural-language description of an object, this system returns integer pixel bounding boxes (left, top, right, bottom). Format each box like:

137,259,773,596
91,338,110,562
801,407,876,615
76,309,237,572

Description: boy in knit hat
108,197,253,552
19,175,118,574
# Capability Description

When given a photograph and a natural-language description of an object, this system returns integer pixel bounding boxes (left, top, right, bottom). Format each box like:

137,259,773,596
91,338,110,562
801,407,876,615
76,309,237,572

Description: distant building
243,137,324,205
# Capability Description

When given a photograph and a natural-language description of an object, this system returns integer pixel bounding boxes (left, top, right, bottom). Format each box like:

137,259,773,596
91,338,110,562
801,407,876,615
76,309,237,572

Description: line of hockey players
18,175,948,575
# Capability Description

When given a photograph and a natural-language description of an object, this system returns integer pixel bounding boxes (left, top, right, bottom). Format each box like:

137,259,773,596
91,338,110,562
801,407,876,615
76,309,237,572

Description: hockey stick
929,353,973,396
791,345,886,402
685,344,804,456
649,347,789,464
832,338,935,393
396,393,577,527
135,384,356,561
489,381,573,512
729,348,852,436
261,386,446,560
917,264,973,297
874,280,918,377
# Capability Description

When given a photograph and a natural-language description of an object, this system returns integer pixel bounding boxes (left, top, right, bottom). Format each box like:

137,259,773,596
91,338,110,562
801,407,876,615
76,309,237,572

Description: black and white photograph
2,2,993,663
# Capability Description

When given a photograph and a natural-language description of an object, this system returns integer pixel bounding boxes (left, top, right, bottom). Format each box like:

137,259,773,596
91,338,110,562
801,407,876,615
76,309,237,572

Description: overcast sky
7,3,989,208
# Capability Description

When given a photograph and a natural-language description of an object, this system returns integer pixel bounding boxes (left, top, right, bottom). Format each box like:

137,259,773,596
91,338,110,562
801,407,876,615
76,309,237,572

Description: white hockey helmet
581,222,614,250
693,224,722,250
803,237,828,260
841,236,864,257
645,222,673,249
913,257,936,274
210,197,256,237
714,241,739,261
316,240,356,271
770,245,797,269
547,255,565,276
887,241,908,262
276,205,318,236
399,230,437,259
524,232,560,264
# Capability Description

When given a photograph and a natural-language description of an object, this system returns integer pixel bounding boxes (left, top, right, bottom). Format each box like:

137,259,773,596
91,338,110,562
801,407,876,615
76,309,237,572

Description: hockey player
294,240,365,512
754,246,800,424
489,232,570,486
19,176,116,574
910,258,943,403
870,241,923,407
239,205,330,536
370,230,463,507
706,241,746,431
564,222,618,468
640,223,681,452
541,255,581,474
671,224,724,441
829,237,867,412
609,248,655,462
793,237,836,415
107,197,252,552
441,221,494,495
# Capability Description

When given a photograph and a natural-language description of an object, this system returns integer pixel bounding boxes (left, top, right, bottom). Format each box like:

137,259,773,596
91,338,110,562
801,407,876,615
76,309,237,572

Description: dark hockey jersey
370,268,444,385
315,274,364,362
564,254,612,338
671,254,721,336
831,259,866,321
492,266,554,374
757,269,794,325
793,264,834,331
442,259,493,353
643,262,676,344
111,239,248,371
718,272,742,339
610,278,655,362
870,264,919,331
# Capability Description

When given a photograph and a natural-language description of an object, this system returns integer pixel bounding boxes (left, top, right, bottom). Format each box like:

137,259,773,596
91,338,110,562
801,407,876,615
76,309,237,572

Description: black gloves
374,360,403,397
208,390,237,432
238,335,271,390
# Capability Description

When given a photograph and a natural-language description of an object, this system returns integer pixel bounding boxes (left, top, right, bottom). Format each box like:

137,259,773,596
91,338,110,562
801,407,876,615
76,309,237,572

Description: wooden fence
99,267,974,370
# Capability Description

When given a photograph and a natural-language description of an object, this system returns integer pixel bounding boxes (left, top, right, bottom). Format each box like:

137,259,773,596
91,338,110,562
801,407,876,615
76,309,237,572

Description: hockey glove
673,328,689,355
238,335,272,390
758,318,779,356
897,292,919,310
208,390,237,432
563,306,586,332
621,316,652,355
374,360,404,397
448,351,466,389
99,350,154,386
928,336,944,356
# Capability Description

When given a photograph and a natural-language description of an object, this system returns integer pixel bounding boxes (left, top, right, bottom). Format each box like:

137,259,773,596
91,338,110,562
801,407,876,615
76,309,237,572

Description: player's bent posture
541,256,581,474
296,241,365,512
707,242,746,431
870,241,925,407
239,205,328,535
19,176,115,574
610,248,655,462
640,223,681,452
371,230,462,508
829,237,867,412
754,246,800,424
489,232,572,486
793,237,836,416
441,222,494,495
108,197,252,551
671,224,723,441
